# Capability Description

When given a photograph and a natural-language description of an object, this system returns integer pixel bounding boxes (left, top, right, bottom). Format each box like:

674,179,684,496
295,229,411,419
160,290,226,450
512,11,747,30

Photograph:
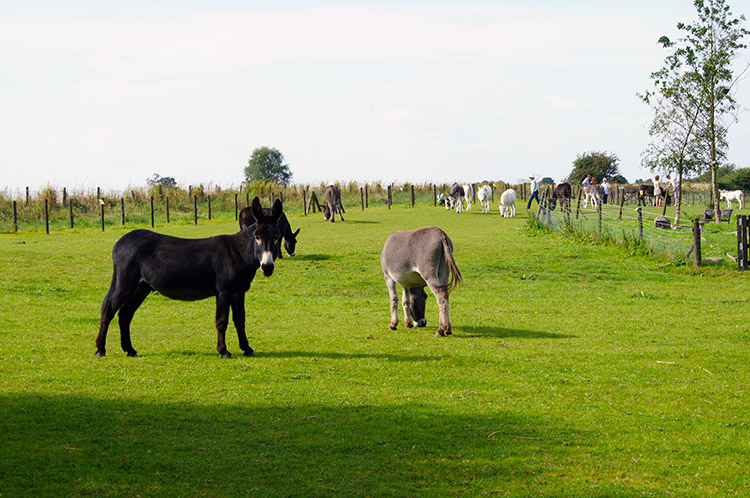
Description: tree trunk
709,46,722,224
675,168,684,227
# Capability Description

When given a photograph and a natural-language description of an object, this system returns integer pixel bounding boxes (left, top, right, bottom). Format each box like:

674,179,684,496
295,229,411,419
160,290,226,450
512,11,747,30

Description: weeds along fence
0,181,525,234
534,187,749,269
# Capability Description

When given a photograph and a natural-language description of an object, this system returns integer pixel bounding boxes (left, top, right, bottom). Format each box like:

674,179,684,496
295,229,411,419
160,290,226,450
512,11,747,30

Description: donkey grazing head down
381,226,463,336
405,287,428,328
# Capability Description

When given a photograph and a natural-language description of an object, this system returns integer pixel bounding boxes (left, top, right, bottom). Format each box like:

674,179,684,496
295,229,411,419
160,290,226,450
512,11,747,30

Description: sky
2,0,750,193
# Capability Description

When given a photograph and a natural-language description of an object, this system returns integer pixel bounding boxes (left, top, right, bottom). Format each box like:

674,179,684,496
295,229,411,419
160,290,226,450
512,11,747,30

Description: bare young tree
642,0,748,223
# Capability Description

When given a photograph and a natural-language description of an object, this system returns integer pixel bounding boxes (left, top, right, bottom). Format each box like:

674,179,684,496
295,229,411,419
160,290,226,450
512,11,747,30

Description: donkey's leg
384,275,399,330
425,280,452,337
230,293,254,357
215,292,233,358
96,272,138,357
96,283,117,357
402,288,414,328
116,284,151,357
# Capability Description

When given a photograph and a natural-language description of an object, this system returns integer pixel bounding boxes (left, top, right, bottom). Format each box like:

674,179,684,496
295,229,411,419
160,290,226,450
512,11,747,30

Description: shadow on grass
349,220,379,224
296,253,333,261
1,393,586,497
459,326,576,339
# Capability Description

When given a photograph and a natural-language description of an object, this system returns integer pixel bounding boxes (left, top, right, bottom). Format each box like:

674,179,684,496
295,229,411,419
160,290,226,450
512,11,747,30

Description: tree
639,67,705,226
244,147,293,185
653,0,748,222
539,177,554,185
565,151,621,184
728,168,750,190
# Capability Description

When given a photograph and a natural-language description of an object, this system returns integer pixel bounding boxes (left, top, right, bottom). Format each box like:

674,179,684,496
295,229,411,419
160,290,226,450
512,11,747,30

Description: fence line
1,182,526,234
536,192,747,268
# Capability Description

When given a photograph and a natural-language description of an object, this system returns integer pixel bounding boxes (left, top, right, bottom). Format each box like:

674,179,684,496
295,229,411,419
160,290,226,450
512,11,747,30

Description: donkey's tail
441,231,463,294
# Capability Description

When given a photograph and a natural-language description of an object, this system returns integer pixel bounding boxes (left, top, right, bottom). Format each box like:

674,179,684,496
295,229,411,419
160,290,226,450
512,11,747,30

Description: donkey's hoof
416,319,427,328
221,352,232,359
436,329,445,337
444,329,452,336
389,325,398,331
243,349,255,357
95,350,106,358
126,350,138,357
406,322,414,329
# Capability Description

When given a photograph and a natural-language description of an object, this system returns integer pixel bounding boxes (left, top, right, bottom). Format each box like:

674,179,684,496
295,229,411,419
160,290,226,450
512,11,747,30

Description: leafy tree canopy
244,147,293,185
728,168,750,191
539,177,554,185
565,151,621,184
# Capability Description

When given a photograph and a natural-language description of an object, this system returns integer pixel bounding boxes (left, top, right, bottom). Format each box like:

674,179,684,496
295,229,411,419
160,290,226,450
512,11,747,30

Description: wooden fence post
433,184,437,206
234,193,238,220
303,189,308,215
692,218,702,267
738,215,748,271
166,197,170,224
619,190,625,220
25,187,29,206
208,195,212,221
69,200,74,229
62,187,67,206
365,185,369,208
100,202,105,232
12,201,18,232
360,188,364,211
575,188,583,220
44,199,49,234
194,195,198,225
387,186,392,209
121,198,125,225
150,197,155,227
411,185,415,207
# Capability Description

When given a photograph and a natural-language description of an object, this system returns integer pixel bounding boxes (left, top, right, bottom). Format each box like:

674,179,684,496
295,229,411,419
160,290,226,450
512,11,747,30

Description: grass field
1,205,748,497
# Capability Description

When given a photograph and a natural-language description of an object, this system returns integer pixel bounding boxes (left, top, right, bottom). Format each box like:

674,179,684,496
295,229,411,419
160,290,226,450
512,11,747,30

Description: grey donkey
380,226,463,336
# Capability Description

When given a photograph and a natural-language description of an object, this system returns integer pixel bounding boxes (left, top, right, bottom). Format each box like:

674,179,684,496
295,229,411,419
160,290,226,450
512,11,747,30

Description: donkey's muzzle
261,251,275,276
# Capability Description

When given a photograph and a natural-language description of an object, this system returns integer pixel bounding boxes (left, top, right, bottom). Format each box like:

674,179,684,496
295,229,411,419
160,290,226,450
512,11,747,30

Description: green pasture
1,205,748,497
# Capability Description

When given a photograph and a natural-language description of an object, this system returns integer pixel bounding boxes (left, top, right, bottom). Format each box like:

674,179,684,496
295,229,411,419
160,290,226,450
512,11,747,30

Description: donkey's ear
293,228,300,237
251,196,264,223
271,198,283,222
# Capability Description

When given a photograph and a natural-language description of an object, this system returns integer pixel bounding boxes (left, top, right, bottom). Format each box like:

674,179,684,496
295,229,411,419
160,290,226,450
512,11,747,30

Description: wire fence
533,190,747,268
0,181,530,234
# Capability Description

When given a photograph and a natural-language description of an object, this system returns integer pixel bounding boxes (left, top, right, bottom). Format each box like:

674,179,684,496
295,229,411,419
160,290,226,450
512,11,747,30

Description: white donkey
720,189,745,210
583,184,603,209
381,226,463,337
477,184,493,213
462,184,474,211
499,188,516,217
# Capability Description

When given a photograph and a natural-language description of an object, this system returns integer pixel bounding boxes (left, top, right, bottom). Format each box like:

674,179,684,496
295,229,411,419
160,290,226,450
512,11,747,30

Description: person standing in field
582,175,591,187
670,174,679,205
526,176,539,209
654,175,662,206
601,177,610,204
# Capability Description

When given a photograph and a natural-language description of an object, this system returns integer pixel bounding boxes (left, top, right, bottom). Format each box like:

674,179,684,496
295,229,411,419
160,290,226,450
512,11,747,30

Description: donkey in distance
96,197,282,359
